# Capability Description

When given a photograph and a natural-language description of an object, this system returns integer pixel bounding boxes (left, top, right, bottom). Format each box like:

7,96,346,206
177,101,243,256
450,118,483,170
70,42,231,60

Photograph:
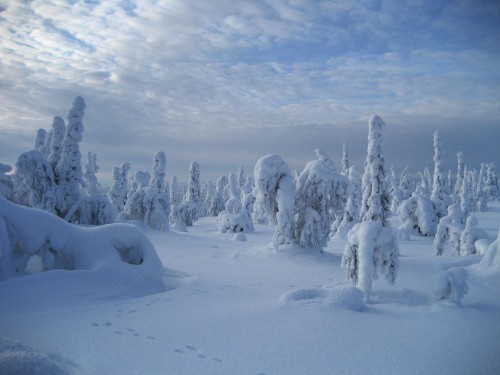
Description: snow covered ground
1,204,500,375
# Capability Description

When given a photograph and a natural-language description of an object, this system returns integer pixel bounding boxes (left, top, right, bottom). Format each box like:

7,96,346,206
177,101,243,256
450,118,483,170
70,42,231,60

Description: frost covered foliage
398,194,438,236
0,163,14,200
14,150,64,215
217,173,254,234
108,162,130,213
169,176,181,206
333,166,362,240
475,163,487,212
55,97,86,215
181,161,202,225
433,267,469,304
295,150,348,251
225,172,242,214
342,115,399,301
0,196,164,291
484,163,499,201
254,154,295,249
341,143,350,177
169,204,187,232
388,166,402,213
459,216,489,255
433,203,465,256
453,151,465,198
399,168,413,201
479,229,500,270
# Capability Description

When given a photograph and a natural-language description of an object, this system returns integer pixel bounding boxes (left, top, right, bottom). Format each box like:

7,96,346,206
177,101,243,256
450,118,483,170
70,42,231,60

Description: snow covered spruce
342,115,399,302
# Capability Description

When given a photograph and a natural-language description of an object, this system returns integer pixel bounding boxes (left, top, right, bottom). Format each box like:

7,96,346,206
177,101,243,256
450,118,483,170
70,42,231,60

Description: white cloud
0,0,499,184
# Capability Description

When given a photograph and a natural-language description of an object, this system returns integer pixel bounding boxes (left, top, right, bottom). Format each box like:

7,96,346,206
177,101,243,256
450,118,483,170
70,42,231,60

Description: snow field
0,206,499,374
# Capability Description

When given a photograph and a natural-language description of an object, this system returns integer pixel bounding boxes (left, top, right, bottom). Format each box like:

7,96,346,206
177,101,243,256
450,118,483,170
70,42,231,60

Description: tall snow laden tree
341,142,350,177
108,162,131,214
254,154,295,250
55,96,86,217
342,115,399,302
431,130,450,216
179,161,202,226
47,116,66,174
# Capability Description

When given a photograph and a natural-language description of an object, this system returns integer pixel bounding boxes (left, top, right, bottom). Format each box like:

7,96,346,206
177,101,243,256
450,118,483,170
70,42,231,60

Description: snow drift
0,196,165,294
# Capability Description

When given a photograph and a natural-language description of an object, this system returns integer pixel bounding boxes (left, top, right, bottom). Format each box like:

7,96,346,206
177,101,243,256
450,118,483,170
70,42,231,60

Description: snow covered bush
0,195,164,291
433,267,469,304
207,176,227,217
295,150,348,251
433,203,465,256
169,204,187,232
47,116,66,172
397,194,438,236
254,154,296,249
83,152,100,195
342,115,399,302
459,216,489,255
217,210,254,233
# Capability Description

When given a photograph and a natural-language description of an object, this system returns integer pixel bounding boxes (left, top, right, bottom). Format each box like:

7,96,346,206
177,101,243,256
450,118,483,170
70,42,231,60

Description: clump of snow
0,338,75,375
0,195,164,293
459,216,489,255
398,194,438,236
232,232,247,242
281,285,364,311
433,267,469,304
478,229,500,270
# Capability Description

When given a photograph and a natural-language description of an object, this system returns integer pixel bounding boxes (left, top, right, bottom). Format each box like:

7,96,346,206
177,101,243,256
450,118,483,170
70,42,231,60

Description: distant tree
254,154,295,249
476,163,487,212
83,152,100,196
55,97,86,216
207,176,227,217
123,170,150,221
179,161,202,226
333,166,362,240
0,163,14,200
459,216,489,255
169,176,181,206
484,163,499,201
434,203,465,256
108,162,131,214
399,167,413,201
225,172,242,214
47,116,66,175
144,151,170,230
39,129,53,158
389,166,402,213
34,128,47,153
342,115,399,302
341,142,350,177
430,131,450,216
453,151,465,199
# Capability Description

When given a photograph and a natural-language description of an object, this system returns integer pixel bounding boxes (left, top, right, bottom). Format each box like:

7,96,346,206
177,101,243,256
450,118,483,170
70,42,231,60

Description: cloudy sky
1,0,499,184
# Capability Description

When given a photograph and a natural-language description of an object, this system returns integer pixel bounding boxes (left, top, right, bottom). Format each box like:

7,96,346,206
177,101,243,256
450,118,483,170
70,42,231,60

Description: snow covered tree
254,154,296,249
47,116,66,174
433,203,465,256
459,216,489,255
389,166,402,213
0,163,14,200
202,179,216,216
14,150,64,215
295,150,349,251
399,167,413,201
55,97,86,217
430,131,449,216
123,170,150,220
342,115,399,302
225,172,242,214
169,176,180,206
484,163,499,201
83,152,100,196
179,161,202,226
206,176,226,217
453,151,465,199
34,128,47,153
333,166,362,240
398,194,438,236
415,170,431,198
108,162,131,214
237,166,245,188
476,163,487,212
341,142,350,177
143,151,170,230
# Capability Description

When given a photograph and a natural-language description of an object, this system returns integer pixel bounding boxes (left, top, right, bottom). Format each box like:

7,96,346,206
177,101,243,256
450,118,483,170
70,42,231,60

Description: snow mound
433,267,469,304
0,196,165,294
232,232,247,241
281,285,364,311
0,338,76,375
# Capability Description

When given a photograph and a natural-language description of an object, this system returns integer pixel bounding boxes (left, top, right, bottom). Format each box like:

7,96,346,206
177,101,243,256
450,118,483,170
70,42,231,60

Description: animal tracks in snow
173,345,223,364
90,321,155,340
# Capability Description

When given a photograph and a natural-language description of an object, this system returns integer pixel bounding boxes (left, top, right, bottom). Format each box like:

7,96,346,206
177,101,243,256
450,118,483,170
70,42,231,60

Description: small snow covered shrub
459,216,489,255
217,210,253,233
397,194,438,237
433,203,465,256
433,267,469,304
